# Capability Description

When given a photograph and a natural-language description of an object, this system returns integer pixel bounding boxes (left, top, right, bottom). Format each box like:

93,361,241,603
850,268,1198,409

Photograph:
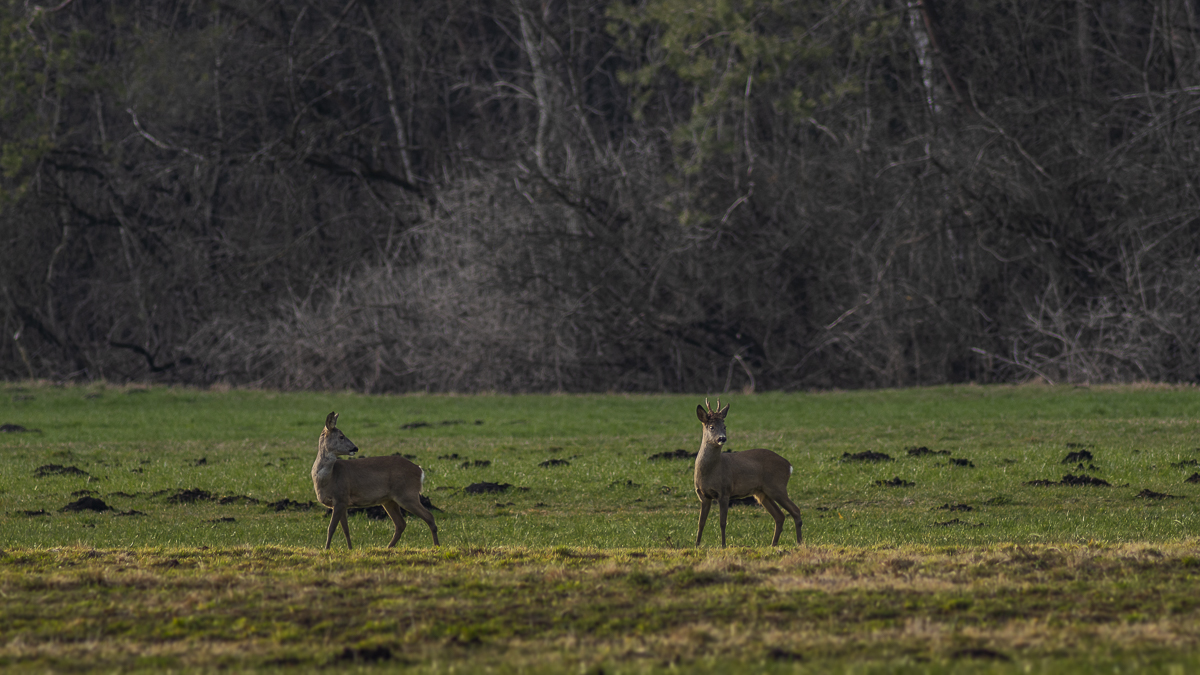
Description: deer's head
696,398,729,447
321,411,359,457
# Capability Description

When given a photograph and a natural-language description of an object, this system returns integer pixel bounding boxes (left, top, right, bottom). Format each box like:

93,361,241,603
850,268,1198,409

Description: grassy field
2,381,1200,672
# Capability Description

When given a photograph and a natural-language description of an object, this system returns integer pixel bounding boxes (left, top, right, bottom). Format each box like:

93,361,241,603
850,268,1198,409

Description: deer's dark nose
716,434,726,445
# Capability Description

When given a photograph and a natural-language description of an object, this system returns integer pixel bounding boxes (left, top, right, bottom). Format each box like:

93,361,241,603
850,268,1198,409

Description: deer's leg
340,507,353,549
757,494,786,546
382,500,408,548
717,495,730,549
396,494,439,546
326,504,347,549
695,492,712,547
770,490,804,545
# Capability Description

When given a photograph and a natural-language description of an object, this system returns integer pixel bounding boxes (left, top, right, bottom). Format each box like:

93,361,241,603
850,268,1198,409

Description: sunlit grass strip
3,542,1199,672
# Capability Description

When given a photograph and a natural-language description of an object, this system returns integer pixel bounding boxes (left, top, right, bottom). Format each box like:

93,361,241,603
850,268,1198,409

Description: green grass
2,381,1200,672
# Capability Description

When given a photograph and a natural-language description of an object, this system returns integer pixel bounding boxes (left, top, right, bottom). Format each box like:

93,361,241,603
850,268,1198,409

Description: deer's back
327,455,424,506
723,448,792,493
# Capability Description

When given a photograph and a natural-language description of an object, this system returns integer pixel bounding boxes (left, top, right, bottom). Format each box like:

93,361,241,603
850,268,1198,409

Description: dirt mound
217,495,261,505
906,446,950,457
268,499,316,511
874,477,915,487
1062,450,1094,463
1136,489,1182,499
335,646,392,663
400,421,430,429
935,518,982,527
1186,473,1200,484
538,459,570,467
62,496,111,512
465,482,512,494
460,460,491,468
1,423,40,433
34,464,90,478
18,509,48,517
167,489,214,503
1026,474,1110,487
649,449,696,461
951,648,1010,661
949,458,975,467
936,503,973,512
842,451,893,462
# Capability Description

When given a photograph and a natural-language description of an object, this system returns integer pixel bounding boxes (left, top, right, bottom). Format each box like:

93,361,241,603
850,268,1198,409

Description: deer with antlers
693,398,803,547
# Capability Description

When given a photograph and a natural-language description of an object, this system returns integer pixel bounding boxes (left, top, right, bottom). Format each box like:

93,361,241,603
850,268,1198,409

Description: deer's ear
324,411,338,430
717,403,729,419
696,405,708,423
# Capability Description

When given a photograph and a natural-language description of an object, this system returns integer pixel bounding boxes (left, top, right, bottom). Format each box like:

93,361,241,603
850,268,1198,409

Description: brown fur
312,412,439,548
693,399,803,547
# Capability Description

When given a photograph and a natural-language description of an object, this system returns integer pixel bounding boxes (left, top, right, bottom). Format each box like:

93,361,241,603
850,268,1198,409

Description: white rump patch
420,469,426,486
789,465,793,475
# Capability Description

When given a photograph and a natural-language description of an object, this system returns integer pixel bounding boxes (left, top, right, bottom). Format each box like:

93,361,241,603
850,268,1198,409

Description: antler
703,397,723,418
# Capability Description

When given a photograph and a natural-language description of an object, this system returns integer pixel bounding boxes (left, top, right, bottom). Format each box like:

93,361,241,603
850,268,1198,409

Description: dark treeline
3,0,1200,392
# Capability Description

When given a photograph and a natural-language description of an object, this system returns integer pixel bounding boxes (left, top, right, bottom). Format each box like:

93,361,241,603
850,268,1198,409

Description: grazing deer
312,412,439,548
693,398,802,547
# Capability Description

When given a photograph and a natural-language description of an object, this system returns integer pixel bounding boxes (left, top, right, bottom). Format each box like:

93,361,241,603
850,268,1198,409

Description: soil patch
465,482,512,494
610,480,641,488
400,421,430,430
116,510,145,516
842,451,892,462
949,458,974,467
34,464,90,478
335,646,393,664
460,460,491,468
1136,489,1182,500
1186,473,1200,484
62,496,111,512
1171,459,1200,468
766,648,804,662
874,477,915,487
439,419,464,426
268,499,317,511
648,449,696,461
217,495,261,505
951,648,1011,661
208,517,236,523
936,503,973,512
935,518,982,527
192,458,208,466
1,423,40,433
538,459,570,467
438,453,462,460
18,509,49,517
906,446,950,457
1026,474,1111,487
167,488,214,504
1063,450,1094,464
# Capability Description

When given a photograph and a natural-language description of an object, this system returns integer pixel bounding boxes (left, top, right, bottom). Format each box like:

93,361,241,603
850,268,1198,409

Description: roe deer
312,412,439,548
693,398,802,547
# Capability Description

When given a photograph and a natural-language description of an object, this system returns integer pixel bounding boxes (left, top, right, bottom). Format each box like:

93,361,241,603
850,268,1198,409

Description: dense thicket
3,0,1199,391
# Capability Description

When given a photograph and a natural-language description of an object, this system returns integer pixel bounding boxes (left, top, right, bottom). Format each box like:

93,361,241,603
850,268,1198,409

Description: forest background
3,0,1200,393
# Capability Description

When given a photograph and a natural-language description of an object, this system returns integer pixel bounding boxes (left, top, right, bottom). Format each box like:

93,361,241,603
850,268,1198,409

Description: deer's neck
312,444,338,483
695,440,725,476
